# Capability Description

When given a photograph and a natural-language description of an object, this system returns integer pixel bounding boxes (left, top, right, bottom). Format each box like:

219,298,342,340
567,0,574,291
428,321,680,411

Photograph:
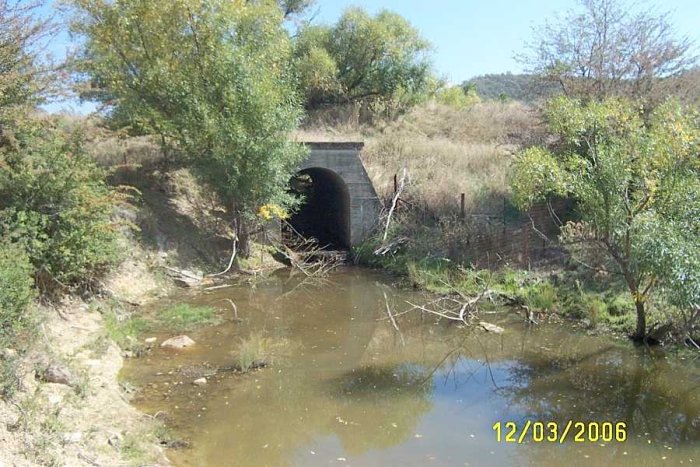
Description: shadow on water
123,268,700,467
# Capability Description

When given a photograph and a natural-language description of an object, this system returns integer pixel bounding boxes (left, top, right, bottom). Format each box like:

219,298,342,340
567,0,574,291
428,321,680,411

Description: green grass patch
235,332,291,372
155,304,221,331
524,281,559,312
104,310,149,350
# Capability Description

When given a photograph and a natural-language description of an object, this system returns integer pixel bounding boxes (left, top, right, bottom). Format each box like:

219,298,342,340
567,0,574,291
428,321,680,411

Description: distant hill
463,73,559,103
464,70,700,106
665,67,700,107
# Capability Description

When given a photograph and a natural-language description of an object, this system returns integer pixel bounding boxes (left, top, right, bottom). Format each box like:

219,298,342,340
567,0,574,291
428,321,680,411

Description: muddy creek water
123,268,700,466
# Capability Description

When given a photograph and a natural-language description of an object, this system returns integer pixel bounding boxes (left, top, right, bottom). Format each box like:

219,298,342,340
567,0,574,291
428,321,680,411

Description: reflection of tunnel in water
288,167,351,249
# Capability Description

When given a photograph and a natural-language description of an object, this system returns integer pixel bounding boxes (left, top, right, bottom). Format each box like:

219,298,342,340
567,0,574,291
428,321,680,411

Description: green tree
295,7,432,112
510,96,700,342
521,0,696,105
435,84,480,109
275,0,314,20
71,0,306,255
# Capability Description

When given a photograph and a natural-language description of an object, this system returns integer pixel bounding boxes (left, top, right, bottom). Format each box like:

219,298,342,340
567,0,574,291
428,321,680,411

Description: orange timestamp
492,421,627,443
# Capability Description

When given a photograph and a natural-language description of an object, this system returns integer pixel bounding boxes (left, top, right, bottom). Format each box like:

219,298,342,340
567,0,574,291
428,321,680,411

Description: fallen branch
405,299,474,324
373,236,409,256
208,236,237,277
382,167,408,242
221,298,240,321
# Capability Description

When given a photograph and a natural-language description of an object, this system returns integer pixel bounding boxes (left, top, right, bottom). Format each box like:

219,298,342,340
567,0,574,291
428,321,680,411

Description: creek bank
0,294,170,467
0,164,263,466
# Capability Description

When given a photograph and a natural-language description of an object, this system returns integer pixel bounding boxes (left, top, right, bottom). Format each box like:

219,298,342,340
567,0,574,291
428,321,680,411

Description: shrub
0,239,35,345
0,123,122,290
0,239,35,399
435,86,480,109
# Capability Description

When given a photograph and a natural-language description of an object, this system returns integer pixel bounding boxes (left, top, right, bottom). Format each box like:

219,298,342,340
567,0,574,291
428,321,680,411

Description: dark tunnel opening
287,168,351,249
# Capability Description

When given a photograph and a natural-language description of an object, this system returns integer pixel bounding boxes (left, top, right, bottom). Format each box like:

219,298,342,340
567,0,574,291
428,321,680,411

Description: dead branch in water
399,271,493,325
380,287,405,346
404,296,478,324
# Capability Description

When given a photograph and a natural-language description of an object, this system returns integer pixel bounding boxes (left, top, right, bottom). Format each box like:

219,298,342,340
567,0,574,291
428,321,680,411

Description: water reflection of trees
500,338,700,445
162,271,438,467
173,361,433,467
323,364,433,455
134,270,700,466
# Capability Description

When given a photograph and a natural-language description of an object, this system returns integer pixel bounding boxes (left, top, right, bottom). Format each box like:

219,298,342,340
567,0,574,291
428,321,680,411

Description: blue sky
41,0,700,113
310,0,700,84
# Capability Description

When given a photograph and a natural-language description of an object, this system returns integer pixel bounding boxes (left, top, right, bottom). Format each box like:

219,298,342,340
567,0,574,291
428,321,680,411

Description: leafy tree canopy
0,1,55,131
294,7,433,112
70,0,307,253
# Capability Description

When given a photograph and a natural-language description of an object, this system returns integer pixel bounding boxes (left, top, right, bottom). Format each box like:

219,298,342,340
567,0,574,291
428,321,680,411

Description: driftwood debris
373,236,409,256
163,266,203,287
274,221,345,277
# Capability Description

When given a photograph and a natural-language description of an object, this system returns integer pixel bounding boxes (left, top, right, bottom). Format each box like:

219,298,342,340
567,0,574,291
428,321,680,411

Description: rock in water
193,377,207,386
161,335,196,349
479,321,505,334
165,267,204,288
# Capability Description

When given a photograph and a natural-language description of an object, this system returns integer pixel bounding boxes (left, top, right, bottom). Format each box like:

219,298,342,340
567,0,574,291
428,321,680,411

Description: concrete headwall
299,142,381,247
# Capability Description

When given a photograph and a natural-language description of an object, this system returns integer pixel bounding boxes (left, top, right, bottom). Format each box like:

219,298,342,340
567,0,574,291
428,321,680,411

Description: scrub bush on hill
0,124,122,291
0,238,35,399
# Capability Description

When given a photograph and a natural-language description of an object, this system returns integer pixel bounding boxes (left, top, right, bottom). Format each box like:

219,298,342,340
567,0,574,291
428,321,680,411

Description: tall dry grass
298,101,545,215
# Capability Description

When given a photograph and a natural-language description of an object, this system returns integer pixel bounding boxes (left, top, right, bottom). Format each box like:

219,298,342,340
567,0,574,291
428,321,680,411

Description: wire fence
454,198,570,269
389,177,571,269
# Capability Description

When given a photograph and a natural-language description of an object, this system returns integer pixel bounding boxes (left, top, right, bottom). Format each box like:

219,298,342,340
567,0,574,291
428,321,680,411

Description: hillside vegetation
299,101,543,213
464,73,554,103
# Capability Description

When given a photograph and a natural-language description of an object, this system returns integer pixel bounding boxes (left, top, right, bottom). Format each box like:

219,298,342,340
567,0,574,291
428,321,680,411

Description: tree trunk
233,211,250,259
633,299,646,343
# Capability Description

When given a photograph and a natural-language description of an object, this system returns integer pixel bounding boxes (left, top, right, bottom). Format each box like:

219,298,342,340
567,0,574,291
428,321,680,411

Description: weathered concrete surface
299,142,381,247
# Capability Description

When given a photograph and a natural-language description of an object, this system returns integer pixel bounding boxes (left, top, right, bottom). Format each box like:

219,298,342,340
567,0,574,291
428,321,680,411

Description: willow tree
71,0,306,255
511,96,700,342
294,7,432,112
0,0,55,131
